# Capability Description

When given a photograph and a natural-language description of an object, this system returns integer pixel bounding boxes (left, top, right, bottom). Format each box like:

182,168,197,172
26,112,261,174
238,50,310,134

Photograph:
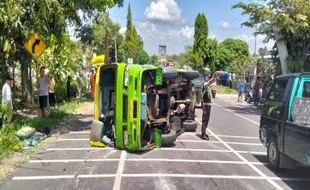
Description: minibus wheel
161,129,177,146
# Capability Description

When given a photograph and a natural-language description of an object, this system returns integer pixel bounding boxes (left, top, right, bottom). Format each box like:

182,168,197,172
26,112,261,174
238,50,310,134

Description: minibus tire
267,136,280,170
183,121,197,131
161,129,177,146
182,71,199,80
163,71,177,81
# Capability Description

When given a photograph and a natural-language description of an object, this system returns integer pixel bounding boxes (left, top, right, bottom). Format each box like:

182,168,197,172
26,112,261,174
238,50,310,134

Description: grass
216,85,238,95
0,100,91,160
0,100,93,182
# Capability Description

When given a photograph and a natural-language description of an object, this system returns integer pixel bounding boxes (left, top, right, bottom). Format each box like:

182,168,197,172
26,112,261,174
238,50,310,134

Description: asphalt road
1,98,310,190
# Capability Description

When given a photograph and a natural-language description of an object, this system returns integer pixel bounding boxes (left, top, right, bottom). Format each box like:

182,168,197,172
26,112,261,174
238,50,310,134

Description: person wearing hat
200,72,218,140
39,66,49,119
2,74,13,122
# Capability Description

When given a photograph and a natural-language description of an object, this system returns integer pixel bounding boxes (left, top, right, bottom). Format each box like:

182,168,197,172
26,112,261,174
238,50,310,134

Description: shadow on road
224,104,262,116
253,154,310,190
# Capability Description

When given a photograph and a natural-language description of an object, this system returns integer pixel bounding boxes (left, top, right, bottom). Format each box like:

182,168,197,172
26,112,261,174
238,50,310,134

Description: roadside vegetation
216,86,238,95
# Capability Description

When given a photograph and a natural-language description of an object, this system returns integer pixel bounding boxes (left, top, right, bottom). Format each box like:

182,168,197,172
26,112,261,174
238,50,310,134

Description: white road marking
159,148,231,153
176,139,262,146
214,103,260,125
181,132,259,139
12,175,75,180
158,147,266,155
57,139,89,141
46,147,113,151
122,174,264,179
28,158,267,165
113,151,126,190
29,159,120,163
69,131,90,134
196,119,283,190
12,174,310,182
78,174,116,178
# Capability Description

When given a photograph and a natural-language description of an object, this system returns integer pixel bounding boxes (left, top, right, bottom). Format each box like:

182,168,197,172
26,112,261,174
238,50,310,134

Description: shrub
70,81,78,97
54,82,67,103
0,123,21,159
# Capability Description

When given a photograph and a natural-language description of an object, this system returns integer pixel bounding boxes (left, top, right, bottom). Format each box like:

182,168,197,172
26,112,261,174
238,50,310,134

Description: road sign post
24,32,47,117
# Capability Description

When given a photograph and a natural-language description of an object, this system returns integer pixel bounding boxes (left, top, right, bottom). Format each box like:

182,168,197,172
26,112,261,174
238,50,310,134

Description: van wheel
161,129,177,147
183,121,197,132
268,136,280,170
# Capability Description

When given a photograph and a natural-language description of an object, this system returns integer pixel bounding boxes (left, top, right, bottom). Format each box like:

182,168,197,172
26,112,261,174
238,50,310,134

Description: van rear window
302,82,310,98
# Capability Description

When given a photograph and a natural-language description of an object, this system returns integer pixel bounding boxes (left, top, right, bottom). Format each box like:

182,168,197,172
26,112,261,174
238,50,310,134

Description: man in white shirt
39,66,49,119
2,74,13,122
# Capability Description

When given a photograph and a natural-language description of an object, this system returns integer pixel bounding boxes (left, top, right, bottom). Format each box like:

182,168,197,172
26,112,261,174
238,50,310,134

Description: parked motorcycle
245,88,254,103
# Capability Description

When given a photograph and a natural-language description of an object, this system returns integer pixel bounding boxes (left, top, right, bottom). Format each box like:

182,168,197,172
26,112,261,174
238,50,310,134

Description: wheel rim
269,142,277,164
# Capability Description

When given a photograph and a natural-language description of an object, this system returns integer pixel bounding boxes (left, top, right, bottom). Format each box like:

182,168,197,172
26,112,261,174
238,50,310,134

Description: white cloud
144,0,181,22
120,27,126,35
234,33,275,54
219,21,230,29
136,22,194,54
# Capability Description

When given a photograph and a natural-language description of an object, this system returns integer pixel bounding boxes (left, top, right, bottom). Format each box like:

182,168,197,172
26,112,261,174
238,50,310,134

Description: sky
108,0,275,56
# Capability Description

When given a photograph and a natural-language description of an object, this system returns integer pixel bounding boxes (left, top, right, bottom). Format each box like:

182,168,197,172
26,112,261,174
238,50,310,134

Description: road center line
113,151,126,190
213,103,260,125
28,158,267,165
181,132,259,139
176,139,262,146
46,147,113,151
13,175,75,180
12,174,310,182
196,119,283,190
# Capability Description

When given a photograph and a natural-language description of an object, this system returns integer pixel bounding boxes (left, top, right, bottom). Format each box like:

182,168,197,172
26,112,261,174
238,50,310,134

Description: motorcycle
245,88,254,103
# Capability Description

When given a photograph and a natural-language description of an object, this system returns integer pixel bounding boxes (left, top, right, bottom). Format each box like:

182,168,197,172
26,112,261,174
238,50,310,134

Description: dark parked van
259,73,310,169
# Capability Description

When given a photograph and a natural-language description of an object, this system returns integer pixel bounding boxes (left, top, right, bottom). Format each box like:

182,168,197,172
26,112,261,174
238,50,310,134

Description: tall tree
124,4,145,63
232,0,310,74
193,13,217,71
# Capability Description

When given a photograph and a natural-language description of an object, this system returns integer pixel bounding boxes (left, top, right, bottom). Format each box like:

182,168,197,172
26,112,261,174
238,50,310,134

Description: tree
124,4,145,63
232,0,310,74
0,0,123,103
193,13,217,71
139,51,150,65
217,38,250,74
258,47,269,57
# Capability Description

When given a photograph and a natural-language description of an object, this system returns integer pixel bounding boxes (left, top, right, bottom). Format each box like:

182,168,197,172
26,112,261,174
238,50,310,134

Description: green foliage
217,38,250,74
124,4,145,63
193,13,218,71
232,0,310,73
193,13,209,55
0,123,21,159
139,51,150,65
54,82,68,103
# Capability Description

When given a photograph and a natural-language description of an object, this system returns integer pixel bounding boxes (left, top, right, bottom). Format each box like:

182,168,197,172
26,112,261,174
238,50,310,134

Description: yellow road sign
24,32,47,60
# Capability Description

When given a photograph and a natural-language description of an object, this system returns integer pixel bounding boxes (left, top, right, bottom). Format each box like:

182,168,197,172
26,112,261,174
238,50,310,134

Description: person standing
66,76,71,101
2,74,14,122
39,66,49,119
89,69,95,100
201,72,218,140
237,79,245,102
48,73,56,108
76,69,83,104
254,79,260,105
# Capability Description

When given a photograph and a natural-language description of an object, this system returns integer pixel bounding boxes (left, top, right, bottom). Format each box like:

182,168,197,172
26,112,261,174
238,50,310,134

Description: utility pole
115,37,117,63
254,25,258,84
254,25,257,57
104,12,110,65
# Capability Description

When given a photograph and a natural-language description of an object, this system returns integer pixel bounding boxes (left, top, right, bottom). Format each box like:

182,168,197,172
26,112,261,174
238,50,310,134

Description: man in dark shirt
201,72,218,140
